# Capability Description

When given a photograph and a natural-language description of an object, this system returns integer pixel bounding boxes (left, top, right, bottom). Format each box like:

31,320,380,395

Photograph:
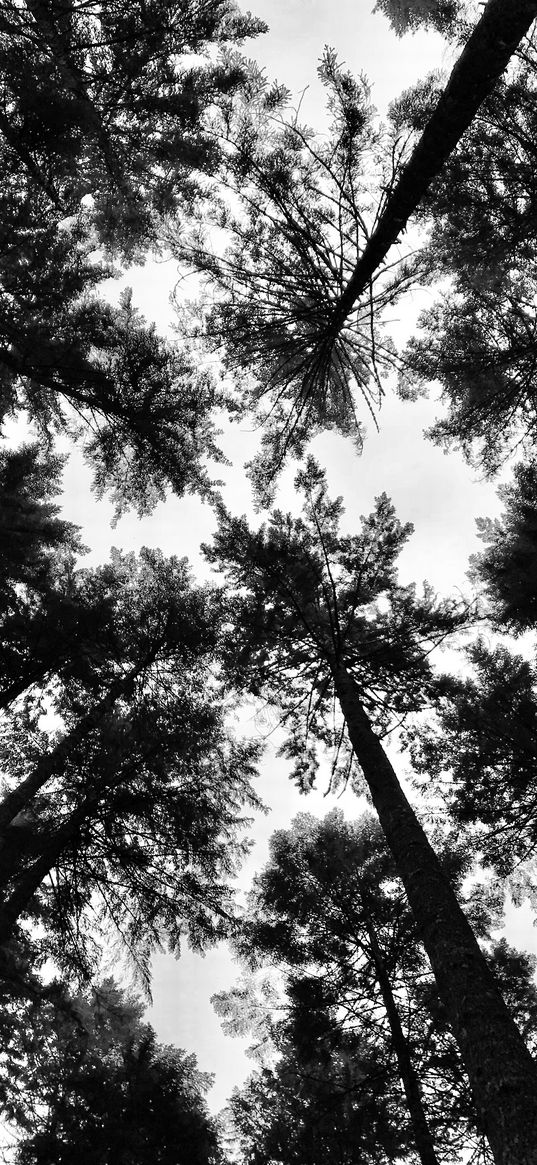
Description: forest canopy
1,1,537,1163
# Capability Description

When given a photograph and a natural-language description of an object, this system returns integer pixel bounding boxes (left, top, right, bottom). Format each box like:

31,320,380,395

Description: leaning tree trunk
0,662,145,835
0,787,101,946
364,915,440,1165
0,740,157,943
332,0,537,330
333,662,537,1165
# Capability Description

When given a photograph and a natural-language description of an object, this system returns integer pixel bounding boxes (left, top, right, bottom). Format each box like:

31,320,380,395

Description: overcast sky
55,0,537,1115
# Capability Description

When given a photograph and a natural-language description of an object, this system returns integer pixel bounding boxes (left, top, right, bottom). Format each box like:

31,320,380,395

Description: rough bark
333,0,537,328
364,915,440,1165
333,662,537,1165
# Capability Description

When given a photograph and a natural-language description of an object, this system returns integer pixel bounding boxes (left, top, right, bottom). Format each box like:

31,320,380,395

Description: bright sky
55,0,537,1117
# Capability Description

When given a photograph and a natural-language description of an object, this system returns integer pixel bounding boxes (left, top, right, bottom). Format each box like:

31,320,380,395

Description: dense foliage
1,1,537,1163
218,811,537,1165
2,969,222,1164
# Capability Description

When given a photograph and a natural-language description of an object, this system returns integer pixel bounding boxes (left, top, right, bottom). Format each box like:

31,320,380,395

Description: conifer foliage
6,972,222,1165
204,460,537,1162
2,2,537,1164
0,0,265,515
219,811,537,1165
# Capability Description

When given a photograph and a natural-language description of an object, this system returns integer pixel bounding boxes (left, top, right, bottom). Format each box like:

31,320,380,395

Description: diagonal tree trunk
0,741,161,943
333,661,537,1165
364,914,441,1165
0,787,101,946
332,0,537,330
0,663,144,835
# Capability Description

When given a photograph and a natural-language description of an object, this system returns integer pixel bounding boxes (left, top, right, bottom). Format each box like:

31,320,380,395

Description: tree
405,459,537,875
219,812,442,1165
471,459,537,631
175,50,402,491
239,810,472,1165
0,0,265,253
3,976,223,1164
0,442,144,710
0,0,266,515
0,443,81,593
409,638,537,874
203,457,537,1165
225,1030,409,1165
179,0,537,494
374,0,463,36
0,236,225,515
395,35,537,471
0,545,260,982
218,810,537,1165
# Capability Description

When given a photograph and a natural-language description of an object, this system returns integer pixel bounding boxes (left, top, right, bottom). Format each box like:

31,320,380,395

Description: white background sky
55,0,537,1115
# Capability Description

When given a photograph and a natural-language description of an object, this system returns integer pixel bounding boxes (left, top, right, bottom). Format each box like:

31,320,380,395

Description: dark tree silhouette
6,976,223,1165
219,811,537,1165
178,0,537,493
0,546,260,981
204,458,537,1165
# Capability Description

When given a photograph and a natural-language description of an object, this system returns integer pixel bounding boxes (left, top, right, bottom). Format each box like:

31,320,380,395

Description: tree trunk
0,788,100,945
332,0,537,329
333,662,537,1165
364,915,440,1165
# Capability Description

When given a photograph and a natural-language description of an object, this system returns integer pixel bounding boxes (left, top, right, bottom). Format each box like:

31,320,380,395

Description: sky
54,0,537,1116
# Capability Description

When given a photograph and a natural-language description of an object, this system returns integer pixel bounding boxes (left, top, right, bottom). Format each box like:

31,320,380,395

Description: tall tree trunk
333,662,537,1165
332,0,537,329
364,915,440,1165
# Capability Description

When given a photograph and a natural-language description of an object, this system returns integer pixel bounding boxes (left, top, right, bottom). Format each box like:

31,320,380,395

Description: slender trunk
0,728,167,944
0,666,141,835
333,662,537,1165
333,0,537,328
364,915,440,1165
0,788,99,945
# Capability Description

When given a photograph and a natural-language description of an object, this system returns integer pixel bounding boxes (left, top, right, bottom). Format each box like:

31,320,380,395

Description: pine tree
0,0,265,252
204,458,537,1165
374,0,463,36
219,810,537,1165
0,546,260,980
395,35,537,470
4,975,223,1165
0,0,265,514
179,0,537,494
